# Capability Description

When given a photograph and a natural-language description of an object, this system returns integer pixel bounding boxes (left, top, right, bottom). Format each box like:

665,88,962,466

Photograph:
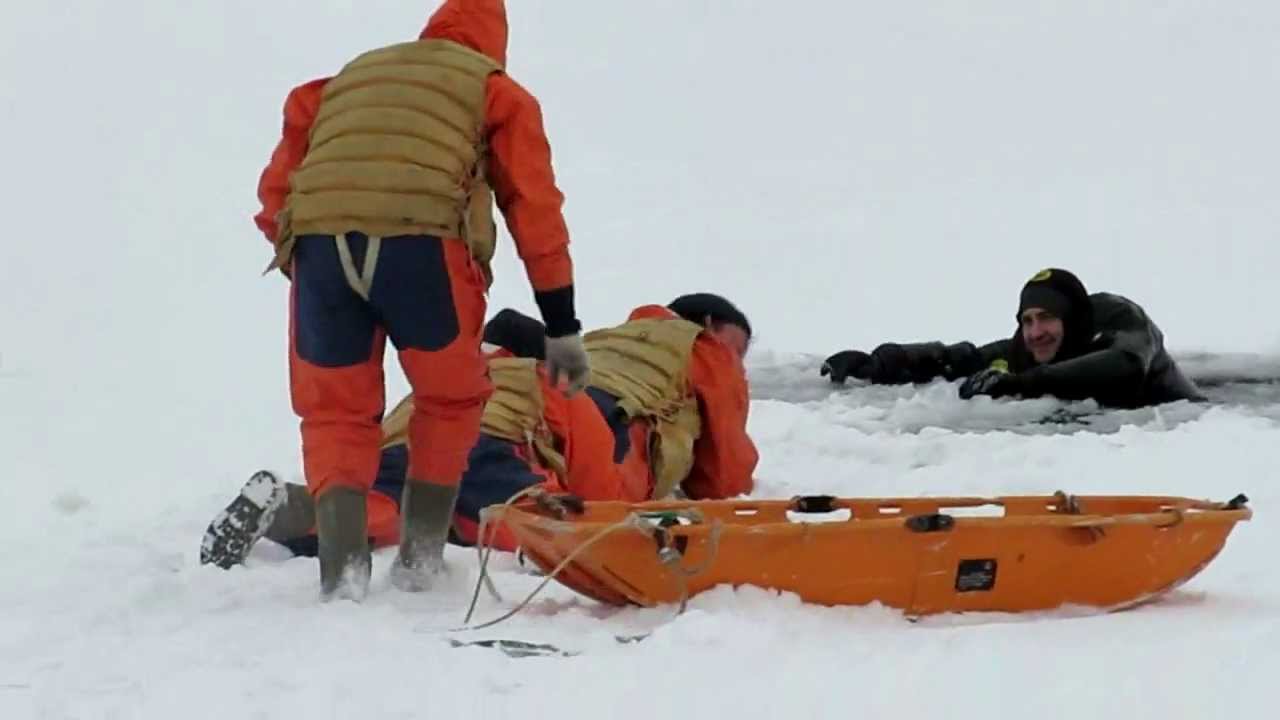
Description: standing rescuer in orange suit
252,0,589,600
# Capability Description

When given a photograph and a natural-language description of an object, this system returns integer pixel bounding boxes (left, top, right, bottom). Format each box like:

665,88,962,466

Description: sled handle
1065,509,1188,529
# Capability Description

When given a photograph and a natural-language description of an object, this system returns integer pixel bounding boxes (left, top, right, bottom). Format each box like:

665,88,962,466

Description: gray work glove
544,333,590,397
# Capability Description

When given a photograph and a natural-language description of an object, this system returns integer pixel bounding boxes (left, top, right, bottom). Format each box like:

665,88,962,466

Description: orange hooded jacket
622,305,758,500
253,0,573,293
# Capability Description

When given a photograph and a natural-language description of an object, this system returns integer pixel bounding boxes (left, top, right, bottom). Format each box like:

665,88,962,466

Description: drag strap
335,234,382,301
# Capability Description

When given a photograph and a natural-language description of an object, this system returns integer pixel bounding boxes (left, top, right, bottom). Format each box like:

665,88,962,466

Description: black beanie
667,292,752,338
1017,268,1090,322
1008,268,1095,369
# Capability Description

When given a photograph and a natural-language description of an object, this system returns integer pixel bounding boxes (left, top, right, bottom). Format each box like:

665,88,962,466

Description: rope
1052,490,1082,515
462,484,547,625
456,513,649,632
1052,489,1104,541
655,518,724,614
675,519,723,577
458,500,723,631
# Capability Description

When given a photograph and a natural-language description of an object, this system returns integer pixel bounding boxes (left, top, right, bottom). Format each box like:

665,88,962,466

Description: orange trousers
288,232,492,498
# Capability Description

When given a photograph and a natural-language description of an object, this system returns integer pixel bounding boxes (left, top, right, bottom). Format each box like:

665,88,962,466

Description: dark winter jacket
830,293,1203,409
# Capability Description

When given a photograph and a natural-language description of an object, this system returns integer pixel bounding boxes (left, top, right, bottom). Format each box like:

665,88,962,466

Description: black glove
483,308,547,359
820,350,879,384
959,367,1027,400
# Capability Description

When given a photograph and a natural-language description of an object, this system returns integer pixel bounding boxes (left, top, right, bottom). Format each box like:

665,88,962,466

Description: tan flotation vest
379,357,566,477
584,317,704,499
269,38,500,285
477,357,566,477
380,393,415,450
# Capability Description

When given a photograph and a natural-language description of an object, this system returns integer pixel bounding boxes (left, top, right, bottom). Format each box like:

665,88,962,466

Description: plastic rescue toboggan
488,492,1252,616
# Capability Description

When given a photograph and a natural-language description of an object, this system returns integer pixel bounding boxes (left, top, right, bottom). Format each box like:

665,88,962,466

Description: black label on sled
955,559,997,592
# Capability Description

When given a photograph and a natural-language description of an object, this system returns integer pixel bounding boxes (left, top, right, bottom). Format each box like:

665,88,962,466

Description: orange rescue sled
491,492,1251,616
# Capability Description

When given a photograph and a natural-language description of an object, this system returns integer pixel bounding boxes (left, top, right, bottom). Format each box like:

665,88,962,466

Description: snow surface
3,1,1279,718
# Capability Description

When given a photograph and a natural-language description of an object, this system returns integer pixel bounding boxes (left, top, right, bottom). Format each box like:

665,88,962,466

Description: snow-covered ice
2,1,1278,718
4,363,1277,718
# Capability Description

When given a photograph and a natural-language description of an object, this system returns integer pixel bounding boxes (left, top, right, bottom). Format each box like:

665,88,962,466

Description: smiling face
1020,307,1065,363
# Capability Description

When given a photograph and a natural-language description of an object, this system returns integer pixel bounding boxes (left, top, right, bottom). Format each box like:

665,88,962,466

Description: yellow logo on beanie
1029,269,1053,283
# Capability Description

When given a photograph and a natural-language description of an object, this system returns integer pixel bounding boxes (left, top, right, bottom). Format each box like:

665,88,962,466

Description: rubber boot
389,480,460,592
200,470,289,569
315,486,371,602
263,483,317,545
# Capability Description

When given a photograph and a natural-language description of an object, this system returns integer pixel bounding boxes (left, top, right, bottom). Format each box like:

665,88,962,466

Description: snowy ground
3,360,1276,719
3,1,1280,718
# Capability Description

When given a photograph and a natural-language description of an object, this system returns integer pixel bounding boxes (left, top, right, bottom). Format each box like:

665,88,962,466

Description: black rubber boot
200,470,289,569
390,480,460,592
264,483,317,545
316,486,370,601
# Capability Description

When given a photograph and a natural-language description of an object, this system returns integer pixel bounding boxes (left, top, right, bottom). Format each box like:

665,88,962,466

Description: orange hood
627,305,681,323
420,0,508,67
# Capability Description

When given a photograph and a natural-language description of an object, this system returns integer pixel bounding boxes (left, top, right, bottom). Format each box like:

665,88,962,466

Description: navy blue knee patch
292,234,377,367
586,387,631,463
453,435,545,522
371,444,409,509
370,236,460,352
